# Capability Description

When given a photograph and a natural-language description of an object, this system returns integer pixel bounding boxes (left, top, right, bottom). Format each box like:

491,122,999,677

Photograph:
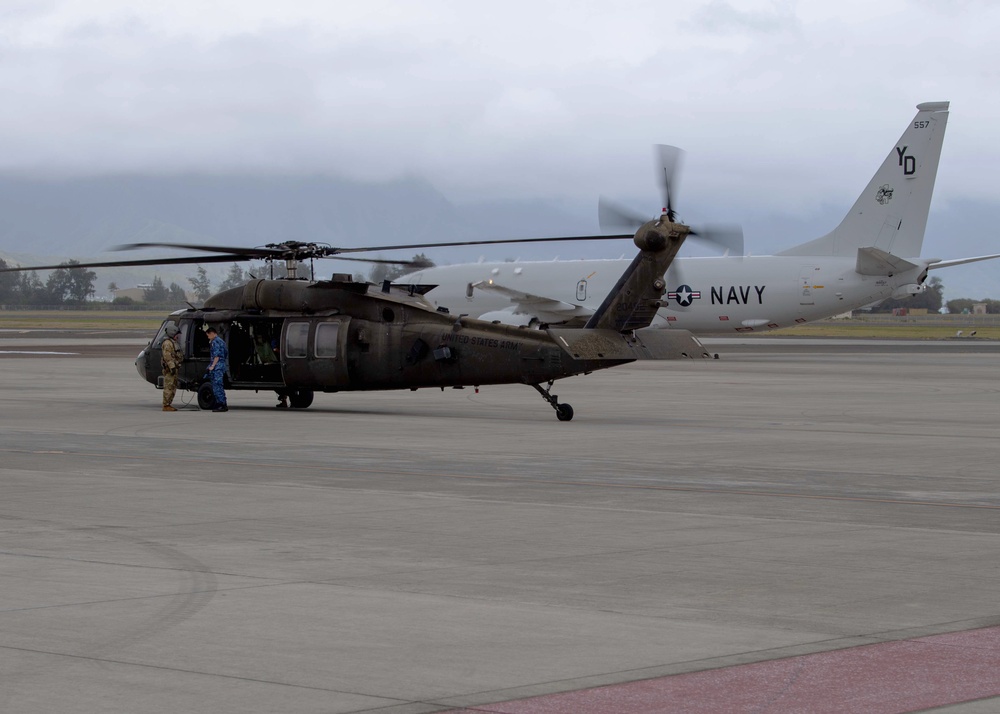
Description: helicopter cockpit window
153,321,171,347
315,322,340,358
286,322,309,358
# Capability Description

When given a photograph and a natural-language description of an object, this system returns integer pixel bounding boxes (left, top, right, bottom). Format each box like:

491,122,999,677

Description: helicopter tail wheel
197,382,216,410
531,381,574,422
288,389,314,409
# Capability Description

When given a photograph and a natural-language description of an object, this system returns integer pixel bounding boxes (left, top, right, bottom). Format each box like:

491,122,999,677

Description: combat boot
162,405,177,412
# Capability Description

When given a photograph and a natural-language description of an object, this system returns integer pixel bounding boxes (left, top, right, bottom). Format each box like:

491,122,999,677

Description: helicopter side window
286,322,309,358
315,323,339,358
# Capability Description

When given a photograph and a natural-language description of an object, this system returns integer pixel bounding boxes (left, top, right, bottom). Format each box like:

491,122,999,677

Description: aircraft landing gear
288,389,314,409
197,382,216,410
531,381,574,421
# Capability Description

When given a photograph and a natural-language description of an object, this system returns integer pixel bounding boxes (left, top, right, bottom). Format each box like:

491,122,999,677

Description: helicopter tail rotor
598,144,743,256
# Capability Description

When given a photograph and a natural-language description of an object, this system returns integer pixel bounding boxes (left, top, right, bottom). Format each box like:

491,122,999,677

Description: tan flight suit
161,337,183,407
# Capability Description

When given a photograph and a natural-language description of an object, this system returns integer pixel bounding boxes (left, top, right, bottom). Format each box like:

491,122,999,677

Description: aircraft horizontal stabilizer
856,247,919,276
927,253,1000,270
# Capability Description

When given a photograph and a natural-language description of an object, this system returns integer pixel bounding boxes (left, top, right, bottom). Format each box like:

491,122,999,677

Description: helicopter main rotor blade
114,241,287,257
598,196,648,233
0,253,257,273
2,233,640,273
330,255,429,267
329,233,634,256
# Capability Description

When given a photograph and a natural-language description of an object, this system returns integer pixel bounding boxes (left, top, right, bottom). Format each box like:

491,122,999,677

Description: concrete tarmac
1,339,999,712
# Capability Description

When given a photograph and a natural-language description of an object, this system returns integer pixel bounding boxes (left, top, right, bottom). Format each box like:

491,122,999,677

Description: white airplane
403,102,1000,333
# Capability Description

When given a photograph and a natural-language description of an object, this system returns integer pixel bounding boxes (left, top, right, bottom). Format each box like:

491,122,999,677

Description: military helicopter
3,155,738,419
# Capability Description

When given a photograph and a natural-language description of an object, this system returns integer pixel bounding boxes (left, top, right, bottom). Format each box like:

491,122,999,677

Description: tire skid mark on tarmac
0,516,218,671
72,527,219,671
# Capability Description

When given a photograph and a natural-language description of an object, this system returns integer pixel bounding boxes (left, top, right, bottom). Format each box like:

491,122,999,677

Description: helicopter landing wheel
555,403,574,422
531,381,574,422
197,383,216,410
288,389,314,409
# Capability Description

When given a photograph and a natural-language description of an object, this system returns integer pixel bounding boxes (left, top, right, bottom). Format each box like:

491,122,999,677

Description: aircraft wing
926,253,1000,270
472,280,593,323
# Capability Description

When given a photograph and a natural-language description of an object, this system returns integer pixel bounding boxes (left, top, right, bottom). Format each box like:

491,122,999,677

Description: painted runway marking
0,350,79,355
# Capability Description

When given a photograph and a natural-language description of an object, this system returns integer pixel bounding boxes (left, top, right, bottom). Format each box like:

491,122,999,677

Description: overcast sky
2,1,998,224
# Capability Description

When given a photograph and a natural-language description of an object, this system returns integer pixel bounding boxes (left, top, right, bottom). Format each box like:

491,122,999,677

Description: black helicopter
3,151,737,420
2,217,714,419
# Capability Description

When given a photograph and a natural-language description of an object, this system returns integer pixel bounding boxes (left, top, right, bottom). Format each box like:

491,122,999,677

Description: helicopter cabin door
280,317,350,389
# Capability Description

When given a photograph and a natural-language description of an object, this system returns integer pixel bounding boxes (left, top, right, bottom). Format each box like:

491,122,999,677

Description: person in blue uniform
206,327,229,412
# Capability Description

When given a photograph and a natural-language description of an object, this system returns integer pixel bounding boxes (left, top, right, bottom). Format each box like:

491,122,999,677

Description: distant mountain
0,173,996,300
0,173,595,296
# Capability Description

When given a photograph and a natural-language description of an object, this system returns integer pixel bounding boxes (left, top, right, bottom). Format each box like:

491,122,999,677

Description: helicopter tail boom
548,326,708,361
584,218,689,332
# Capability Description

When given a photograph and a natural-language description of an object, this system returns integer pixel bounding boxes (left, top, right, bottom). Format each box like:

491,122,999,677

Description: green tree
946,298,976,314
143,276,169,304
0,259,18,303
219,263,247,291
188,266,212,301
947,297,1000,314
18,272,45,305
44,260,97,304
168,282,188,305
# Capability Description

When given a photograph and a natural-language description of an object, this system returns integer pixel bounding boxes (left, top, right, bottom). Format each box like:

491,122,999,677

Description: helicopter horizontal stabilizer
548,326,708,361
388,283,438,296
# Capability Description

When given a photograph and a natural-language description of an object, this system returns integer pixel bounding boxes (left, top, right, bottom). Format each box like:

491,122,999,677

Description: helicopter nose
135,349,147,381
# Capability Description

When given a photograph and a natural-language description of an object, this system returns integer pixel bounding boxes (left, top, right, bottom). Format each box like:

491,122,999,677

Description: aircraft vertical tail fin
779,101,949,259
584,217,688,331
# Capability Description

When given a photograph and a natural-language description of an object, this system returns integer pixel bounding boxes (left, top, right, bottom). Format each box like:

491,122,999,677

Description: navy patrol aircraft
403,102,1000,333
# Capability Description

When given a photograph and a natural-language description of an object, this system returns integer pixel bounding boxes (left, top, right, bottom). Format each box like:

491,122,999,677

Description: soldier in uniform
206,326,229,412
161,324,183,412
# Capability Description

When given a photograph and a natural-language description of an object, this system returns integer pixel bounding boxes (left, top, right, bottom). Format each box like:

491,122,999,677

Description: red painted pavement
446,625,1000,713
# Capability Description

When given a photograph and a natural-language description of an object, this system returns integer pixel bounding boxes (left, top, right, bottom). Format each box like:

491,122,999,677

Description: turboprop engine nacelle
891,283,927,300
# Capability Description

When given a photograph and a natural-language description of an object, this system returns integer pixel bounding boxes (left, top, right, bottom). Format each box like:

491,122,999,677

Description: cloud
0,0,998,220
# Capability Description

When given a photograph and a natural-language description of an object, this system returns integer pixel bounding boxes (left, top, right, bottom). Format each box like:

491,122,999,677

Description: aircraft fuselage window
286,322,309,358
315,323,340,358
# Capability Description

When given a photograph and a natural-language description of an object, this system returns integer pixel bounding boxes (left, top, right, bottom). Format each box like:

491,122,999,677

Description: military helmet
164,324,180,337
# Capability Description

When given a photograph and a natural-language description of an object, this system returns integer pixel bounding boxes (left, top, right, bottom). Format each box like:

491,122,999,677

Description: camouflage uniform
161,336,182,407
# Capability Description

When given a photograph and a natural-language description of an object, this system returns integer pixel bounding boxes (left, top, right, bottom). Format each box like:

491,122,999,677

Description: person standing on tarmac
161,324,183,412
206,327,229,412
